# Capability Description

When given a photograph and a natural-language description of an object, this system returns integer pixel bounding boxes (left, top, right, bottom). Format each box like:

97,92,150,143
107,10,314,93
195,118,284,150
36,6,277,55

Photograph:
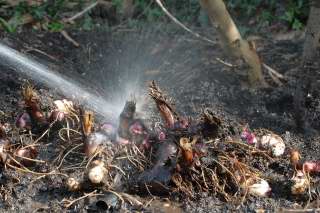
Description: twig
85,148,102,168
32,127,51,144
67,1,99,23
262,63,285,79
6,163,68,177
61,190,102,208
13,153,46,164
120,192,143,206
109,165,126,176
126,147,145,168
30,119,58,145
215,57,236,67
57,143,83,169
267,70,283,86
17,143,42,150
207,168,232,201
211,158,239,189
24,47,57,61
262,63,286,86
58,128,82,142
154,0,216,45
305,171,312,209
61,166,85,171
225,140,274,162
132,143,145,158
201,167,209,189
60,30,80,47
237,183,248,209
145,198,154,208
117,155,138,168
145,183,155,198
7,154,33,170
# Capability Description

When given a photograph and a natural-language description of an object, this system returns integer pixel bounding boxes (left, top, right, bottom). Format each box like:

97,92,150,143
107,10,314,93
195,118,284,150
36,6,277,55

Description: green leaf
0,17,15,33
281,10,294,22
292,18,303,30
260,11,273,24
31,6,46,20
47,21,64,32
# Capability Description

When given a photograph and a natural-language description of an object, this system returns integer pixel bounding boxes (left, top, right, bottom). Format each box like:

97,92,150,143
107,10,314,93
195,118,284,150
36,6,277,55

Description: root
60,190,103,208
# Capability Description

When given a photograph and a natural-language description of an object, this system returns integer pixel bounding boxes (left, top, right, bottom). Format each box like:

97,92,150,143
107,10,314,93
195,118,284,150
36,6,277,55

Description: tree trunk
303,0,320,63
293,0,320,134
199,0,266,87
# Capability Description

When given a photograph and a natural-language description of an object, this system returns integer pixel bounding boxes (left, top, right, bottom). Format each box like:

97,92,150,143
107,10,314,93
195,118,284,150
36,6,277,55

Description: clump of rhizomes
0,81,299,210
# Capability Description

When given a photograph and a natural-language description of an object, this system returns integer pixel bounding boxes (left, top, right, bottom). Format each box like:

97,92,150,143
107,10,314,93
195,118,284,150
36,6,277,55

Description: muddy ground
0,24,319,212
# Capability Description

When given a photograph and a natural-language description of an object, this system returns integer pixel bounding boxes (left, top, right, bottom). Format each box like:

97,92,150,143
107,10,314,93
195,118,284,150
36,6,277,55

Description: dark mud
0,25,319,212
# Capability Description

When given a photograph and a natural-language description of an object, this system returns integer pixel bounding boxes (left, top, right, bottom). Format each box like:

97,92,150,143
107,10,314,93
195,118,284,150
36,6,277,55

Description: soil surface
0,24,319,212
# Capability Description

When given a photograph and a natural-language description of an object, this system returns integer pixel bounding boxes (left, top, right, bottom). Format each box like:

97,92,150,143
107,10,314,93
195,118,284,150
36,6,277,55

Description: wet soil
0,24,319,212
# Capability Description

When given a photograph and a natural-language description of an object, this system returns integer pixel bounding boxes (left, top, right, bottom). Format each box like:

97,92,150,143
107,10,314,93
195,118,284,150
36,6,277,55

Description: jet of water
0,43,122,119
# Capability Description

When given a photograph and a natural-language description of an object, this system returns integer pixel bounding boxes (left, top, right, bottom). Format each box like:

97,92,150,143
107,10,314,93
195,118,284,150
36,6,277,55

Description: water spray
0,43,121,119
